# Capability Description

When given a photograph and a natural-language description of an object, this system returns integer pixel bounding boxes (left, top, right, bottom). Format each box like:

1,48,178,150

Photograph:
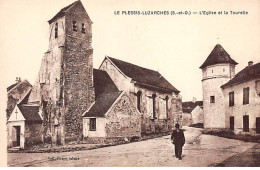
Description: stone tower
28,0,94,144
200,44,237,129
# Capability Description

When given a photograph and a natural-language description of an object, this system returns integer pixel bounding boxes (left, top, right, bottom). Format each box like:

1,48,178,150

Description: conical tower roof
200,44,238,69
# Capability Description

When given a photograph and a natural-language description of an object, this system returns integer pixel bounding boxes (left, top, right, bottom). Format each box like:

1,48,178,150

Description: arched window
137,91,142,112
152,94,156,118
73,21,77,31
165,96,169,119
55,23,58,39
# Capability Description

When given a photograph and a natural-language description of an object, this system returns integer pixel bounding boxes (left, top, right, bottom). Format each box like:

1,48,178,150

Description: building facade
222,62,260,134
182,99,203,126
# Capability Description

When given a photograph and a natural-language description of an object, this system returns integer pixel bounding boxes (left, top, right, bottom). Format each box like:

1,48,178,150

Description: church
6,0,182,149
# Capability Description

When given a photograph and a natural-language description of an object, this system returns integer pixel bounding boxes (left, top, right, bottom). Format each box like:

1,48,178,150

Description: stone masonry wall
105,93,141,138
62,3,94,142
101,58,183,135
24,123,43,148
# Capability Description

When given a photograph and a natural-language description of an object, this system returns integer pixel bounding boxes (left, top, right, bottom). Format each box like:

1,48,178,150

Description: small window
210,96,215,103
223,68,225,72
243,87,249,105
55,23,58,39
89,118,96,131
81,23,86,33
73,21,77,32
229,91,234,107
212,70,213,73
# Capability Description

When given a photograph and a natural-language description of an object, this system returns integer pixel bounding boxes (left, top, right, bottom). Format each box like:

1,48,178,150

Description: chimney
248,61,253,66
15,77,21,83
192,97,197,103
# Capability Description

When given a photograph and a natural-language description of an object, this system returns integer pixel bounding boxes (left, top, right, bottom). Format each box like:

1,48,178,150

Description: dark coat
171,129,185,146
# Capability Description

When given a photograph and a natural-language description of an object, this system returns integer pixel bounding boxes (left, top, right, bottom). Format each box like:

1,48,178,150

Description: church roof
106,56,180,94
182,101,203,113
221,62,260,88
18,105,42,122
48,0,90,24
83,69,122,117
200,44,238,69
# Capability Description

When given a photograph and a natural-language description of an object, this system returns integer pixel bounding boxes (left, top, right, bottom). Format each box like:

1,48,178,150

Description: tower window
81,23,86,33
73,21,77,31
55,23,58,39
210,96,215,103
212,70,213,73
223,68,225,72
137,91,142,112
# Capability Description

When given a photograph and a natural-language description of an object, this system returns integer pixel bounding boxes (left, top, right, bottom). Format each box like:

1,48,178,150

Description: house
200,44,238,129
6,77,32,120
6,0,182,147
182,98,203,126
99,56,182,135
221,62,260,134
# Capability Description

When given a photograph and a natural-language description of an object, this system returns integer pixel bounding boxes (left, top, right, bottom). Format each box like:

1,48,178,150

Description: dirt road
8,127,258,167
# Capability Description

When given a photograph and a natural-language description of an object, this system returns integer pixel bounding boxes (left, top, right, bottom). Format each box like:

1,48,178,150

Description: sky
0,0,260,112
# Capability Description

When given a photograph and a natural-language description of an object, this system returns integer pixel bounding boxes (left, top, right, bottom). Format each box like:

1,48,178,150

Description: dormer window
55,23,58,39
73,21,77,32
81,23,86,33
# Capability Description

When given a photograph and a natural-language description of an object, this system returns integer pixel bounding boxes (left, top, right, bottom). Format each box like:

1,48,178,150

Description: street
8,127,259,167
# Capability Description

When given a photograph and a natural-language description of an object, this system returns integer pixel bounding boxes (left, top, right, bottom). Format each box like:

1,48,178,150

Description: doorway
256,117,260,134
230,116,234,130
243,115,249,132
13,126,21,147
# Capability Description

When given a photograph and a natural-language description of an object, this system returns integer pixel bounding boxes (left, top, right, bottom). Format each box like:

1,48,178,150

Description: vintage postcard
0,0,260,167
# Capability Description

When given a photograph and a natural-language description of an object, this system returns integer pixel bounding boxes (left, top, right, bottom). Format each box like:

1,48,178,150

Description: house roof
107,56,180,94
18,105,42,122
222,62,260,88
200,44,238,69
182,101,203,113
48,0,90,24
83,69,122,117
7,83,18,92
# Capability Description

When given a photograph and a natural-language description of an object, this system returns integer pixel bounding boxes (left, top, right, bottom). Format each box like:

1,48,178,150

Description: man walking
171,123,185,160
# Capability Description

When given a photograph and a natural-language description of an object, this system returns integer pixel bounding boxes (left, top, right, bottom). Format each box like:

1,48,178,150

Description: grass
203,130,260,143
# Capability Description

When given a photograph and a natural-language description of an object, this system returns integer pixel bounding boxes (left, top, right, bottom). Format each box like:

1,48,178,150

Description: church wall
105,93,141,138
100,58,131,93
100,59,182,135
24,122,43,148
